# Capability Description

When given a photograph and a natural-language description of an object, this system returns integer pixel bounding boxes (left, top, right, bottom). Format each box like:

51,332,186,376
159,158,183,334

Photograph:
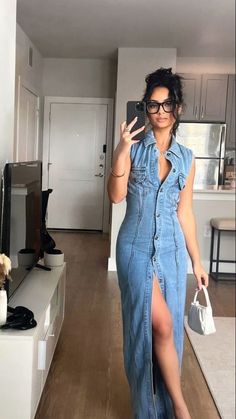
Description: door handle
47,162,52,170
94,173,103,177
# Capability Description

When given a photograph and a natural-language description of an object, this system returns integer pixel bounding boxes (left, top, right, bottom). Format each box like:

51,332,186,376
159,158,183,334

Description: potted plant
0,254,11,326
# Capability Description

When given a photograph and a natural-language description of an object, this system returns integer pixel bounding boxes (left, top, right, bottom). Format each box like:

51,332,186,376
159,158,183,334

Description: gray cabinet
225,75,235,150
181,73,228,122
180,74,201,120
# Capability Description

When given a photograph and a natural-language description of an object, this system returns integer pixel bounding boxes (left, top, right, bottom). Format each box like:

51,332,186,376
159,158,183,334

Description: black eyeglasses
146,100,176,114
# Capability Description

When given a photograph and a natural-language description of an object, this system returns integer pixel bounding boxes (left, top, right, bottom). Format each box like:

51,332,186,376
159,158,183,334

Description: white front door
15,83,39,161
47,102,108,230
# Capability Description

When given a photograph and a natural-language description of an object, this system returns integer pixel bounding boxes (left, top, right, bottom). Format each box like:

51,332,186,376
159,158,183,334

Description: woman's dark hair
142,67,185,136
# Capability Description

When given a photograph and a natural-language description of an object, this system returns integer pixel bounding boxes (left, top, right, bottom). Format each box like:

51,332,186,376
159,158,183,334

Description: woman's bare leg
151,276,191,419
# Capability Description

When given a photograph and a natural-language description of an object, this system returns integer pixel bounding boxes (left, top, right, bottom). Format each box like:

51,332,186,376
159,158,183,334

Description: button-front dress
116,129,193,419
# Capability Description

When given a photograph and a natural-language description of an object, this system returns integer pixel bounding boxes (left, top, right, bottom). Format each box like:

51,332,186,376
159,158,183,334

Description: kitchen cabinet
225,75,235,150
180,73,228,122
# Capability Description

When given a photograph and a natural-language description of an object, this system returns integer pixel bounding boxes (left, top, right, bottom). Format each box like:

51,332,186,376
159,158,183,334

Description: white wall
0,0,17,170
15,24,44,160
176,56,235,74
108,47,177,269
42,58,117,98
15,31,117,161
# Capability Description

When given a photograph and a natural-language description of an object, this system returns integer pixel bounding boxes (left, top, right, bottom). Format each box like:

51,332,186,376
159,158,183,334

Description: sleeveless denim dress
116,129,193,419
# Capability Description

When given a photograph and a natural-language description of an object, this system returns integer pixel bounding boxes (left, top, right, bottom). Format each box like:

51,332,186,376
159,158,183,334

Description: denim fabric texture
116,129,193,419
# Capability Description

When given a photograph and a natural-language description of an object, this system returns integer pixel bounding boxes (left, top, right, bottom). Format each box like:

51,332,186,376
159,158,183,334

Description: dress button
160,188,163,192
155,236,158,240
173,168,176,172
153,257,156,262
167,152,171,156
156,214,160,218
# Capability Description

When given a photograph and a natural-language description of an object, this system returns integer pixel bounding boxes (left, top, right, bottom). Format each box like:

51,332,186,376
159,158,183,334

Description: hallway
35,231,230,419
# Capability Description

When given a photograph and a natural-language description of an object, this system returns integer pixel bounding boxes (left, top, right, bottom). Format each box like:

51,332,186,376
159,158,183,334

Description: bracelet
111,169,125,178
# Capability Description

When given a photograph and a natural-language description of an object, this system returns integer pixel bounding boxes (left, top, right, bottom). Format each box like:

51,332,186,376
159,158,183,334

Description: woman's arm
177,157,209,289
107,142,131,203
107,119,145,203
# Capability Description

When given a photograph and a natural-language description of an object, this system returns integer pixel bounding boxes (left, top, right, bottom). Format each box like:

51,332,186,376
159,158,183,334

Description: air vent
28,46,33,67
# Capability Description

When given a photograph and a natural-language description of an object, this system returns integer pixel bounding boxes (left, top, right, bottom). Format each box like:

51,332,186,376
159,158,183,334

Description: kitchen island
108,188,235,274
194,186,235,200
190,187,235,274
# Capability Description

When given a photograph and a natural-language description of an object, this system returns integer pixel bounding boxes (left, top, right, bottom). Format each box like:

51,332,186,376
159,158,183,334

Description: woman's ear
177,105,182,115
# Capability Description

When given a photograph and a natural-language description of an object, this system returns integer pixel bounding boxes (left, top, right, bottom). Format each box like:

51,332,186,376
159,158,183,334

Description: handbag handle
193,285,212,309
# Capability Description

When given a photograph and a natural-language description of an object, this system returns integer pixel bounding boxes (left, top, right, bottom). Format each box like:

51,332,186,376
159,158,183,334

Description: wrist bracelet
111,169,125,178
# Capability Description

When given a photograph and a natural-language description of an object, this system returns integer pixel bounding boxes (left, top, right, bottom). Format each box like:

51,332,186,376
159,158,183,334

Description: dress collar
143,129,181,158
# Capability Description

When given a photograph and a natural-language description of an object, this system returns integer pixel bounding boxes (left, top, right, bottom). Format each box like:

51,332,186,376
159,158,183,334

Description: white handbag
188,285,216,335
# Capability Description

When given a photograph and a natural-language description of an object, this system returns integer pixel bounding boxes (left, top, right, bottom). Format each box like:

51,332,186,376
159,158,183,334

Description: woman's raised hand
119,117,145,150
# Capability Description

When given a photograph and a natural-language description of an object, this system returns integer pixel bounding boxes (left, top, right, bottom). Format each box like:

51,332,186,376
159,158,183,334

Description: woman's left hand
192,262,209,290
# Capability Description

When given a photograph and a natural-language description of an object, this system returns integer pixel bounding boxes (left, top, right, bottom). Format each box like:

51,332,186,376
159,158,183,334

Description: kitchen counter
190,188,235,274
193,187,235,200
194,185,235,192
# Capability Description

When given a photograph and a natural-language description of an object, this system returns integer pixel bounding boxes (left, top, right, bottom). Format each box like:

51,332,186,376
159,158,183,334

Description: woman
107,68,208,419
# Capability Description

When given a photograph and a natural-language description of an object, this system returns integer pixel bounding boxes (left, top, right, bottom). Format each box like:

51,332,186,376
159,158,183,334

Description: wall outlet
204,224,211,238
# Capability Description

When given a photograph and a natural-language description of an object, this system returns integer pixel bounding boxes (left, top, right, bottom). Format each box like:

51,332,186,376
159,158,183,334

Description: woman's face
147,86,177,131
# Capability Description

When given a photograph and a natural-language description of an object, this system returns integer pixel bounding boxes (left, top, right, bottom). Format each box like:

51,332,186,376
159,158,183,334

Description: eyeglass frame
145,99,177,114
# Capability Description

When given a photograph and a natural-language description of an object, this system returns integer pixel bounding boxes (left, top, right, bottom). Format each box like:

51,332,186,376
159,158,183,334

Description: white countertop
193,187,235,200
194,188,235,194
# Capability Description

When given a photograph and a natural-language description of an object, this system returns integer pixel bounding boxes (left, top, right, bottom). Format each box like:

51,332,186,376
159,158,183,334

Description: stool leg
215,230,221,281
209,226,214,275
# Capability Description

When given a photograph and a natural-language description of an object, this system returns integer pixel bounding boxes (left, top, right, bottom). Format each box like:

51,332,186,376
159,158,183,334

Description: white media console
0,263,66,419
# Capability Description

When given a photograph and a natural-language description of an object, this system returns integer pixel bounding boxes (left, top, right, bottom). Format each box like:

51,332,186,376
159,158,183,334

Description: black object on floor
40,189,56,257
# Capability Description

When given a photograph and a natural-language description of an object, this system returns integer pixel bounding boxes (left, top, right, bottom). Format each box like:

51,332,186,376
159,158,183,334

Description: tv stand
0,263,66,419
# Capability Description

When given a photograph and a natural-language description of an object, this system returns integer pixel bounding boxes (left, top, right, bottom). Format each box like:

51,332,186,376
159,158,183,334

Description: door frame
43,96,114,233
14,75,40,162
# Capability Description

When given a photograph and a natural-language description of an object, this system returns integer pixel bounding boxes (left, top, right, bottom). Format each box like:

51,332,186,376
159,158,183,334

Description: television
0,161,42,300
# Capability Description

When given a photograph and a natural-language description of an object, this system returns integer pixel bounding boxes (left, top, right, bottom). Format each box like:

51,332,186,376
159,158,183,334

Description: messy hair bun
142,67,185,136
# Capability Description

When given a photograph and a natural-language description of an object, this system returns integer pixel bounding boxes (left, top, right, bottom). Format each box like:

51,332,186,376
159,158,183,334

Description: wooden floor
35,231,235,419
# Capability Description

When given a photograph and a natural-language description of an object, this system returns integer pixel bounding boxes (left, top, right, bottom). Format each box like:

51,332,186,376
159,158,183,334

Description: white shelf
0,264,65,340
0,263,66,419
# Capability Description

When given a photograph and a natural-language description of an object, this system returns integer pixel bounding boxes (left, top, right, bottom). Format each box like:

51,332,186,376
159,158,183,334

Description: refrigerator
176,123,226,190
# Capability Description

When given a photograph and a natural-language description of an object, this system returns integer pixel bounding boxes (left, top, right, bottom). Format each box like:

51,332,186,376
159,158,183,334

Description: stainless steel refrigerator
176,123,226,190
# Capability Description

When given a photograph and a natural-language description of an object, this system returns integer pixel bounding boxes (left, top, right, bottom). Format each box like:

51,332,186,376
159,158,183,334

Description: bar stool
209,218,236,281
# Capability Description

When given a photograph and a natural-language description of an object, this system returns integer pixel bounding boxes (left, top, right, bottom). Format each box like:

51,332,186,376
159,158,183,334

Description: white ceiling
17,0,235,59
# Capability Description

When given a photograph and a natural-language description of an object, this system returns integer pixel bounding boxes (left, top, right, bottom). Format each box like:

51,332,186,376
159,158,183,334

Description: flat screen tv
0,161,42,300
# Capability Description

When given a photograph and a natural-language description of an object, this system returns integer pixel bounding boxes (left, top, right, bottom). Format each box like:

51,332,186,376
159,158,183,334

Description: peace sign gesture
119,117,145,151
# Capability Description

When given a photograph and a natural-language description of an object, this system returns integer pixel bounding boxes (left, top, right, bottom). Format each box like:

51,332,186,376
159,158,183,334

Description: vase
0,289,7,326
44,249,64,267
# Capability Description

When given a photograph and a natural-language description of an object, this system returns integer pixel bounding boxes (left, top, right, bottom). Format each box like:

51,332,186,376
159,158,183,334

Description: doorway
43,97,113,232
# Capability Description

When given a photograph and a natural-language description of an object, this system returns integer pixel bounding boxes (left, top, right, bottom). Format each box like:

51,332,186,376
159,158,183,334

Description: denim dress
116,129,193,419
